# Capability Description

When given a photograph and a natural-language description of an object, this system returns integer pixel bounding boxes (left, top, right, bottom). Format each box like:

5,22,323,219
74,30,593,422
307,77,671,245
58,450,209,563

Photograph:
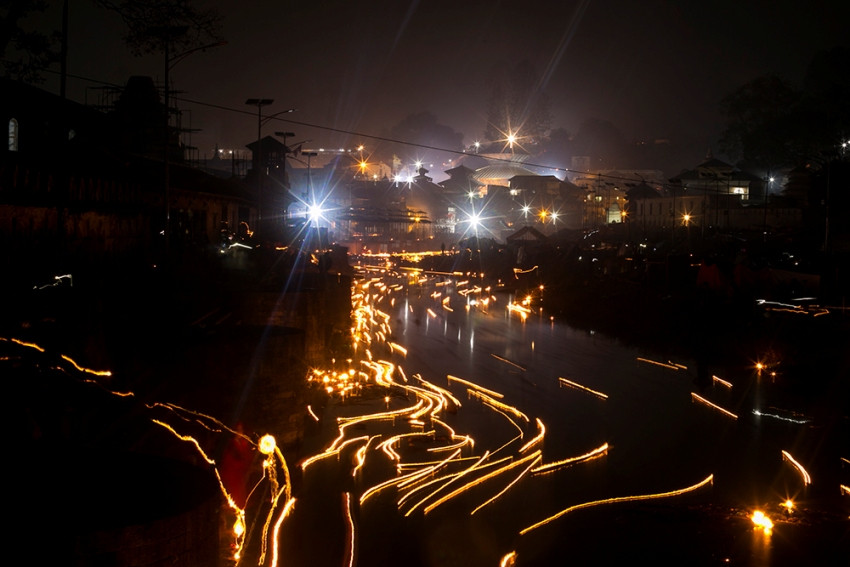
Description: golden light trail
840,485,850,496
636,357,680,370
447,374,504,399
7,337,45,352
404,451,492,516
269,497,296,567
558,377,609,399
343,492,357,567
388,342,407,356
471,452,542,515
60,353,113,377
307,405,320,422
468,389,529,423
424,451,543,515
532,443,609,475
490,353,527,371
300,435,370,470
519,418,545,453
781,450,812,485
500,551,518,566
691,392,738,419
712,375,733,389
520,474,714,535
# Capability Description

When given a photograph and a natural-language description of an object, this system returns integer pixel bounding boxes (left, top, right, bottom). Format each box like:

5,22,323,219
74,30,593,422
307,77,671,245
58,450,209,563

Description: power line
21,65,671,189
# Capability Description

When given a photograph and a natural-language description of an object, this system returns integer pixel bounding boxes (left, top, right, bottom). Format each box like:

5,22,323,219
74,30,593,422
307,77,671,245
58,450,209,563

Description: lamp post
245,98,274,235
157,29,224,259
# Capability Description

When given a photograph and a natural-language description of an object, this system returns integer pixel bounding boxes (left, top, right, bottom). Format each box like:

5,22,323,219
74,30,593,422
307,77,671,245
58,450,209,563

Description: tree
571,118,627,169
718,75,800,168
374,111,464,174
0,0,61,83
483,60,552,148
719,47,850,169
93,0,223,56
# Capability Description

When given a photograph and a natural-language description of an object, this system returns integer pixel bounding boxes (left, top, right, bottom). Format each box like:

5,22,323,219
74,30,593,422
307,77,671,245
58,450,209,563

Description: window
8,118,19,151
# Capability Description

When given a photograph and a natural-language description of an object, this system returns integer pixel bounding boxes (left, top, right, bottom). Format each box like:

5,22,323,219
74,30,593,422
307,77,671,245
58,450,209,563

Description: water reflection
8,269,848,567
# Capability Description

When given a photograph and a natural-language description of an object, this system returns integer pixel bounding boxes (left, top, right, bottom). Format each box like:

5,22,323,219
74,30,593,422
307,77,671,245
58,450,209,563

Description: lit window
8,118,19,151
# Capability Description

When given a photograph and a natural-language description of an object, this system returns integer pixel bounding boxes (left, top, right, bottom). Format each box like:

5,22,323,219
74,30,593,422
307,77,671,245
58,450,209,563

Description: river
277,269,848,567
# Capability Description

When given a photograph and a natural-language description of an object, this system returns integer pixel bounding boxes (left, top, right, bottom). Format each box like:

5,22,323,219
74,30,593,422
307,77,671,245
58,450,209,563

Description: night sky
27,0,850,169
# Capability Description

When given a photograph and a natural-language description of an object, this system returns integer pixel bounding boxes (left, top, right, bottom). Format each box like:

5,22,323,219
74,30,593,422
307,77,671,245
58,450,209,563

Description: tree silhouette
0,0,61,83
483,60,552,148
93,0,222,56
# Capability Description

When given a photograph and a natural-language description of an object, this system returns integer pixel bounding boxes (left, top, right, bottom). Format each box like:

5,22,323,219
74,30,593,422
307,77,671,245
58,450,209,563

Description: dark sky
31,0,850,168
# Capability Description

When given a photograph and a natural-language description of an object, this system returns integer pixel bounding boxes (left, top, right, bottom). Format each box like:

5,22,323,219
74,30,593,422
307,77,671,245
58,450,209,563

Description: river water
279,271,848,567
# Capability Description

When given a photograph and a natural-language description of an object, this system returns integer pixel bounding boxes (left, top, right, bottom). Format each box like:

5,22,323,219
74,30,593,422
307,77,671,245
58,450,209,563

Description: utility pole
245,98,274,236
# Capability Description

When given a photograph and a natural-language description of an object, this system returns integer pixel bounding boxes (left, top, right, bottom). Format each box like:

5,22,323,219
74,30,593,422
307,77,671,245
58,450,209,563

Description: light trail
448,373,504,399
520,475,714,535
712,375,733,389
532,443,609,475
269,497,296,567
491,353,527,370
343,493,356,567
403,451,492,516
558,377,608,399
691,392,738,419
424,451,543,515
752,409,811,424
471,452,542,515
781,450,812,485
500,551,518,566
468,389,529,423
519,418,545,453
636,357,680,370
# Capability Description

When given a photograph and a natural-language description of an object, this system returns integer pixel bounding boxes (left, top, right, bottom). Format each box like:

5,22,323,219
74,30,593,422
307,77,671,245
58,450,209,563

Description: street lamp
274,130,295,187
245,98,273,234
245,101,296,236
156,29,224,259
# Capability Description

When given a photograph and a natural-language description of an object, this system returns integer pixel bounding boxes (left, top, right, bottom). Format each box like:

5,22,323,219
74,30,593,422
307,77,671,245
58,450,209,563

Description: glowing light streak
490,353,527,371
269,497,296,567
532,443,609,475
343,493,356,567
781,450,812,485
425,451,542,515
468,389,529,422
7,337,45,352
427,308,437,318
691,392,738,419
388,342,407,356
636,357,679,370
500,551,518,566
558,377,608,399
447,374,504,398
712,375,733,389
752,409,810,424
519,418,545,453
520,475,714,535
471,452,542,514
59,353,112,376
402,451,492,516
307,405,320,422
353,436,381,478
840,484,850,496
300,435,370,470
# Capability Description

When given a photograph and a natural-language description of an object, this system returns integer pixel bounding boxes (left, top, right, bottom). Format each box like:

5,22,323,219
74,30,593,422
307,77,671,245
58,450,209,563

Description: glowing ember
751,510,774,534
